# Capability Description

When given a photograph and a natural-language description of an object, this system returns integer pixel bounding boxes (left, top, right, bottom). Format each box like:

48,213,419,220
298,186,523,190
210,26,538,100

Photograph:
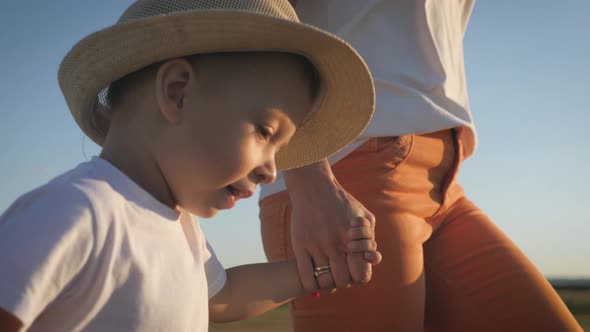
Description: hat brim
58,10,375,171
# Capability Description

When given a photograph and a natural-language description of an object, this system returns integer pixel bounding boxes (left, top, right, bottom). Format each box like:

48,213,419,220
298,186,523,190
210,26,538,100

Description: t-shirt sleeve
203,240,227,299
0,186,94,327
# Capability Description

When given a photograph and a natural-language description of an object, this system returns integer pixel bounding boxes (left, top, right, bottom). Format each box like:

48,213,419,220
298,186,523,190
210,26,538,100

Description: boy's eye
256,125,273,141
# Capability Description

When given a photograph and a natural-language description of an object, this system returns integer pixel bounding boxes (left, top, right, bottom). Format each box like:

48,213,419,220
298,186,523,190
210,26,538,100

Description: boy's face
154,53,314,217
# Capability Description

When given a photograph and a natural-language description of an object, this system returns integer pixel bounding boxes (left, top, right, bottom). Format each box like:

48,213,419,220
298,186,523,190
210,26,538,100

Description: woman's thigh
260,188,433,332
260,134,456,331
423,197,582,332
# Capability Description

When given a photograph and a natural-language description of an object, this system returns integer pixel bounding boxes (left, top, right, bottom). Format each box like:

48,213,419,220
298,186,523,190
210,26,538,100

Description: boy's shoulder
1,158,128,231
0,160,108,271
0,158,149,328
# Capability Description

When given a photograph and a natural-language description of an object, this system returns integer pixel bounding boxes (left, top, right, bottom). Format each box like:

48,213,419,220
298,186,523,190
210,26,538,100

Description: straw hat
58,0,375,171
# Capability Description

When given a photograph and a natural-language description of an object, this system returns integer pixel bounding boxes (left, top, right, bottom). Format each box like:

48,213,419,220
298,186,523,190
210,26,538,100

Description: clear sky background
0,1,588,278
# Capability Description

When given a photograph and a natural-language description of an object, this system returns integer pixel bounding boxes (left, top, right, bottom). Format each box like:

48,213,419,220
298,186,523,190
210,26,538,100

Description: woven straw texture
59,0,374,170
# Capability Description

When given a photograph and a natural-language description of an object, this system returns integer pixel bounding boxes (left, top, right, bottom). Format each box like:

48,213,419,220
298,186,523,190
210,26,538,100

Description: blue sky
0,1,588,278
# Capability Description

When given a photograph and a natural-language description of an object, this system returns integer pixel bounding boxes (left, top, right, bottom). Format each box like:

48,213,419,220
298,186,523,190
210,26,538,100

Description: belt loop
370,137,379,152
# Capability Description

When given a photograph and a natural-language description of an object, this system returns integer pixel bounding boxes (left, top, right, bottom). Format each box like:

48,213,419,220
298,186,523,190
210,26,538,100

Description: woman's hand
285,159,378,294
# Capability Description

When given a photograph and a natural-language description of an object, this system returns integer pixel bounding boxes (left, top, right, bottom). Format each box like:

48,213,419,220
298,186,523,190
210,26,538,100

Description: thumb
364,251,382,265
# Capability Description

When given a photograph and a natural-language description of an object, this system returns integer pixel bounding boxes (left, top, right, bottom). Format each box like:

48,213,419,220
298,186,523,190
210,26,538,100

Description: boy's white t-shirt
0,157,226,331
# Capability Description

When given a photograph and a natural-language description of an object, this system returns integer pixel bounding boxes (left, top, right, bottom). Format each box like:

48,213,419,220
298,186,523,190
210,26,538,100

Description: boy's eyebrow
261,108,297,147
263,107,303,127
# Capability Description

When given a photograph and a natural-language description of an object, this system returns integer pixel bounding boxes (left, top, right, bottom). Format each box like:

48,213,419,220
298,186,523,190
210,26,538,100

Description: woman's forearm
283,159,337,196
209,260,304,323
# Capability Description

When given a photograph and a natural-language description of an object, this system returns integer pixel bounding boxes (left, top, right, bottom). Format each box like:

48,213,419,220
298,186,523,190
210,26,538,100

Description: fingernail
312,292,320,299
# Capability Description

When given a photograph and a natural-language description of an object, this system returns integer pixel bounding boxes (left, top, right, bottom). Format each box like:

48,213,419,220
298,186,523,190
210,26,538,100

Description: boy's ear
154,58,195,124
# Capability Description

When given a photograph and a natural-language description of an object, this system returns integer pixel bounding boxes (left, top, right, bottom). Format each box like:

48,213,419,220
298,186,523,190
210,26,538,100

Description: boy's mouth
225,185,254,201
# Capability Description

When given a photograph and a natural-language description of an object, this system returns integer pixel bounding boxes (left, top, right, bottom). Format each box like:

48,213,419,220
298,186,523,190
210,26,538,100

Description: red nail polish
312,292,320,298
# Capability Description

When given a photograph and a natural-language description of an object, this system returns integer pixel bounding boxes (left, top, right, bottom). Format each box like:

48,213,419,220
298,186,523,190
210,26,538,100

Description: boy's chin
181,202,220,219
192,206,220,219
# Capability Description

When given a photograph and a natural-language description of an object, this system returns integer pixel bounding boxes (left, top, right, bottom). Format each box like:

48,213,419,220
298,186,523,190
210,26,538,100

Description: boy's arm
209,260,303,323
208,219,381,323
0,308,22,332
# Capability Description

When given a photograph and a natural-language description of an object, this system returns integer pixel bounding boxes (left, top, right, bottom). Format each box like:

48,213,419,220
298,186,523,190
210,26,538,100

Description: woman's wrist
284,159,337,194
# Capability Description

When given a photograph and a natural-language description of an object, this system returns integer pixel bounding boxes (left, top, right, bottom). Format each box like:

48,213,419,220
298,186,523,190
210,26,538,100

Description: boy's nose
254,161,277,185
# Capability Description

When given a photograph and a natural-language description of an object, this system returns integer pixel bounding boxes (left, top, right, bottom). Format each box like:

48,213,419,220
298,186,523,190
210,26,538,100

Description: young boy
0,1,379,331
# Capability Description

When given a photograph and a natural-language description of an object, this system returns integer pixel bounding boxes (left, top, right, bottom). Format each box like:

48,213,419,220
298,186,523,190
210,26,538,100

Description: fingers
347,252,372,284
348,216,374,242
347,239,377,252
350,215,376,234
364,250,383,265
329,252,352,289
348,225,373,240
347,239,382,268
350,216,371,228
347,216,376,284
293,212,377,295
293,248,319,293
310,253,335,292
